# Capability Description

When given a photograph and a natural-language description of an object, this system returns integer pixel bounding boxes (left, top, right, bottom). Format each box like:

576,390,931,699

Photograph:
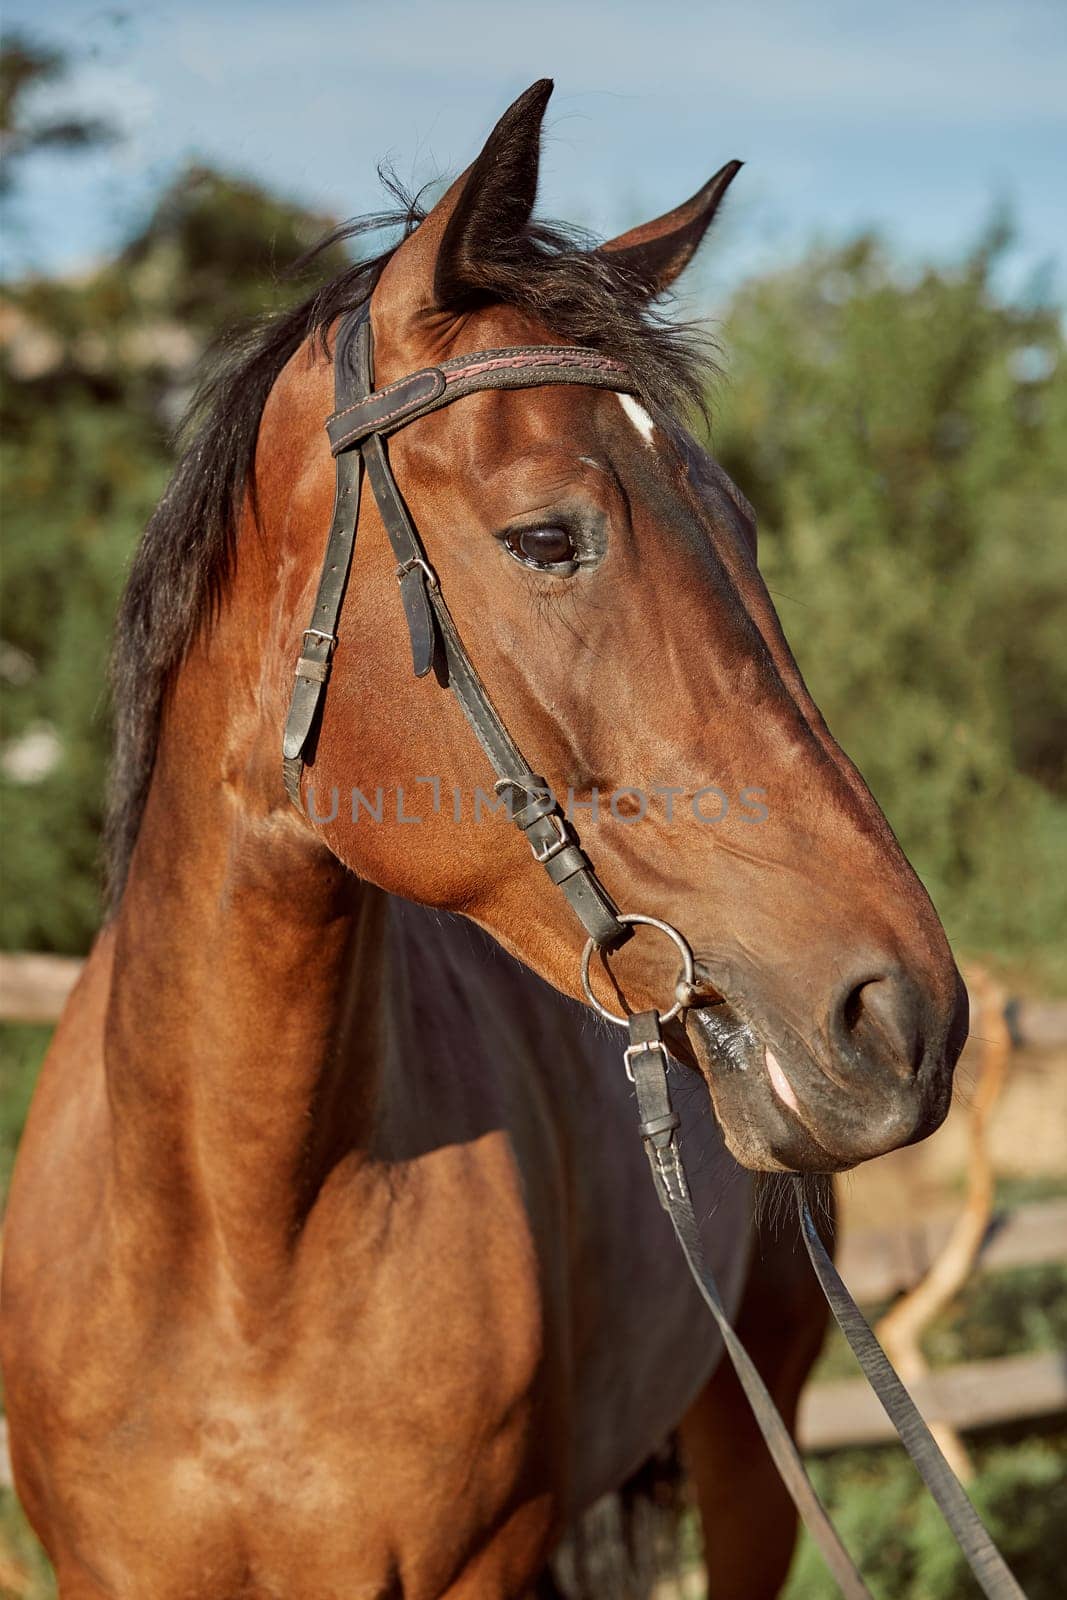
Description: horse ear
373,79,553,331
598,161,743,295
434,78,553,308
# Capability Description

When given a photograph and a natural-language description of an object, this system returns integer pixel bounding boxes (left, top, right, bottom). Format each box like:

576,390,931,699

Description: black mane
104,191,713,908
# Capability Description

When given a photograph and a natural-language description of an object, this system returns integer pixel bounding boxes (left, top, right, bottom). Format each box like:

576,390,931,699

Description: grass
782,1431,1067,1600
0,1027,53,1597
0,1028,50,1196
0,1492,54,1600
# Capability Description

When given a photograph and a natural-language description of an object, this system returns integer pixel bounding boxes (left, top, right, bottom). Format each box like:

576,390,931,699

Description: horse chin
684,1004,940,1184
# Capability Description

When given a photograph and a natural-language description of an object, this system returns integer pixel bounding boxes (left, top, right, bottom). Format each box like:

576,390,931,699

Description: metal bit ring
580,914,695,1028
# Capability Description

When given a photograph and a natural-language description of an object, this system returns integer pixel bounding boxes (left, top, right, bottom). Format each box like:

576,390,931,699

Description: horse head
260,80,967,1173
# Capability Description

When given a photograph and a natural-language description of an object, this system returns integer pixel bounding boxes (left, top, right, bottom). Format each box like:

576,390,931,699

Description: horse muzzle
680,969,967,1173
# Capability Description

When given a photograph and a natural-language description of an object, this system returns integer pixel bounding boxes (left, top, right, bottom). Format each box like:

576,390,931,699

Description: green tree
0,32,117,196
710,229,1067,984
1,161,350,951
121,164,346,329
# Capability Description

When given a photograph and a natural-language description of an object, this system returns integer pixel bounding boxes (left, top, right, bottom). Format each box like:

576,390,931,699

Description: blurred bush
1,156,348,952
712,227,1067,988
784,1431,1067,1600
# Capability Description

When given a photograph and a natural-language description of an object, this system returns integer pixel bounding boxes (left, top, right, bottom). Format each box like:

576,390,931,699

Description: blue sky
3,0,1065,305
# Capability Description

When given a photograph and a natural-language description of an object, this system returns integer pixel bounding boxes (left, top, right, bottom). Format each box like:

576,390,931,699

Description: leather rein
281,306,1023,1600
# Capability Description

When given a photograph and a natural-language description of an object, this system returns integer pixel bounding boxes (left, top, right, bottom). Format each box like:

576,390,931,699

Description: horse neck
104,612,392,1301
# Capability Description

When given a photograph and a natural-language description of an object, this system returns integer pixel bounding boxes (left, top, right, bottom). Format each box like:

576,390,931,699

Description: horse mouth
681,993,954,1176
675,1001,849,1173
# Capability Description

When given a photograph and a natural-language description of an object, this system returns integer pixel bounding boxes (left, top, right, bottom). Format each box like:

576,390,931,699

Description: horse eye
505,525,577,569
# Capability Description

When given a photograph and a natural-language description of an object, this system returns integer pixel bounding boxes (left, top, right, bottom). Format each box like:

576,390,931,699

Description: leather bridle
280,304,1022,1600
284,308,636,950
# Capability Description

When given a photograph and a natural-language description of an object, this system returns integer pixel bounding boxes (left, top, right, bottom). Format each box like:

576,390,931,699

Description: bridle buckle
302,628,337,655
396,555,439,590
530,813,572,864
622,1036,668,1085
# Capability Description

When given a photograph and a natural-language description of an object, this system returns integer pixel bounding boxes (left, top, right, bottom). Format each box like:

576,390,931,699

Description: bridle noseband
279,302,1022,1600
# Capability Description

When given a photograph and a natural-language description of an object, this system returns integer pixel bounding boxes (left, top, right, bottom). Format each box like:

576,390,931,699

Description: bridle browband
280,304,1022,1600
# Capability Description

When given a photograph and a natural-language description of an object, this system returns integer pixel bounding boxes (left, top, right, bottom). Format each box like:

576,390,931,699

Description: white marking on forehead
616,392,656,445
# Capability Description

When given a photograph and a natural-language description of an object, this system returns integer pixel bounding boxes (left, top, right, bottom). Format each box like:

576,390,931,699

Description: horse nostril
834,970,925,1077
842,981,867,1035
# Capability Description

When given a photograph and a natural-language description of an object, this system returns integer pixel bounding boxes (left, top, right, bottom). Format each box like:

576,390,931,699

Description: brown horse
1,82,967,1599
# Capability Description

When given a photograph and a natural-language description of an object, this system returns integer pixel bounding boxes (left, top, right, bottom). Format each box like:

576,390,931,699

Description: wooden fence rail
0,953,82,1024
799,1349,1067,1451
3,951,1067,1041
836,1198,1067,1302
